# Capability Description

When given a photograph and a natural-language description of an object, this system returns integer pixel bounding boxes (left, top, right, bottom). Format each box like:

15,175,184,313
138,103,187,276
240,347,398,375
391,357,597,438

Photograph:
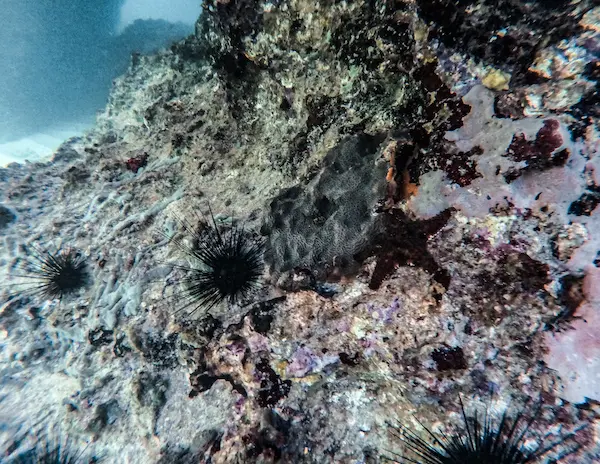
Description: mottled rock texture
1,1,600,463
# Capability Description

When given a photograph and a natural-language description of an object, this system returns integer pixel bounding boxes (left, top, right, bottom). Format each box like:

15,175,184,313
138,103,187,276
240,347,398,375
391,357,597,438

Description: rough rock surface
1,1,600,463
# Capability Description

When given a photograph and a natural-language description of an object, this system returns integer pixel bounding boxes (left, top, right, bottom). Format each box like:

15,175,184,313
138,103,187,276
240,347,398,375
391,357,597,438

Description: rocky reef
1,0,600,462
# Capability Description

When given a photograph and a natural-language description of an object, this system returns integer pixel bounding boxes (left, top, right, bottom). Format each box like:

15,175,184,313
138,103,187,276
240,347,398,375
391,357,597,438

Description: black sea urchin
169,209,265,315
387,398,578,464
5,428,98,464
12,439,97,464
12,440,83,464
11,246,88,302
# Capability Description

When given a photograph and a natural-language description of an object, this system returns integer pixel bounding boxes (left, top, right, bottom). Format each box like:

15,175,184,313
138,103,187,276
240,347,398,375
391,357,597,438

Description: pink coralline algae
286,346,338,378
544,265,600,403
286,346,320,378
367,297,401,324
247,333,270,353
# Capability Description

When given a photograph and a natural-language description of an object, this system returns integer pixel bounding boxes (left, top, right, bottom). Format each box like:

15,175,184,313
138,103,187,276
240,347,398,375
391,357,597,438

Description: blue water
0,0,199,148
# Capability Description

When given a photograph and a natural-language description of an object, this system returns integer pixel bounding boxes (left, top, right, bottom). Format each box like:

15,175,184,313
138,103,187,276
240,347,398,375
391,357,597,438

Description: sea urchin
10,434,96,464
169,209,265,315
2,425,99,464
12,439,83,464
12,246,88,302
387,398,578,464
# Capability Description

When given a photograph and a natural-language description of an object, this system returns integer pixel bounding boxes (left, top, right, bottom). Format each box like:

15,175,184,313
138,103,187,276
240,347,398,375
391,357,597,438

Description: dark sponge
262,134,388,274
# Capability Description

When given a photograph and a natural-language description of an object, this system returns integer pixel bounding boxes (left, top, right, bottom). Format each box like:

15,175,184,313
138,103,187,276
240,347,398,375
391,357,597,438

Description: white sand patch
0,123,91,166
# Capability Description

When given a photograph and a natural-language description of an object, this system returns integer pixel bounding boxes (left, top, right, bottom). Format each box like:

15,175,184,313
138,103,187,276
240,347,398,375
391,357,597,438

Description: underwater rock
1,0,600,462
